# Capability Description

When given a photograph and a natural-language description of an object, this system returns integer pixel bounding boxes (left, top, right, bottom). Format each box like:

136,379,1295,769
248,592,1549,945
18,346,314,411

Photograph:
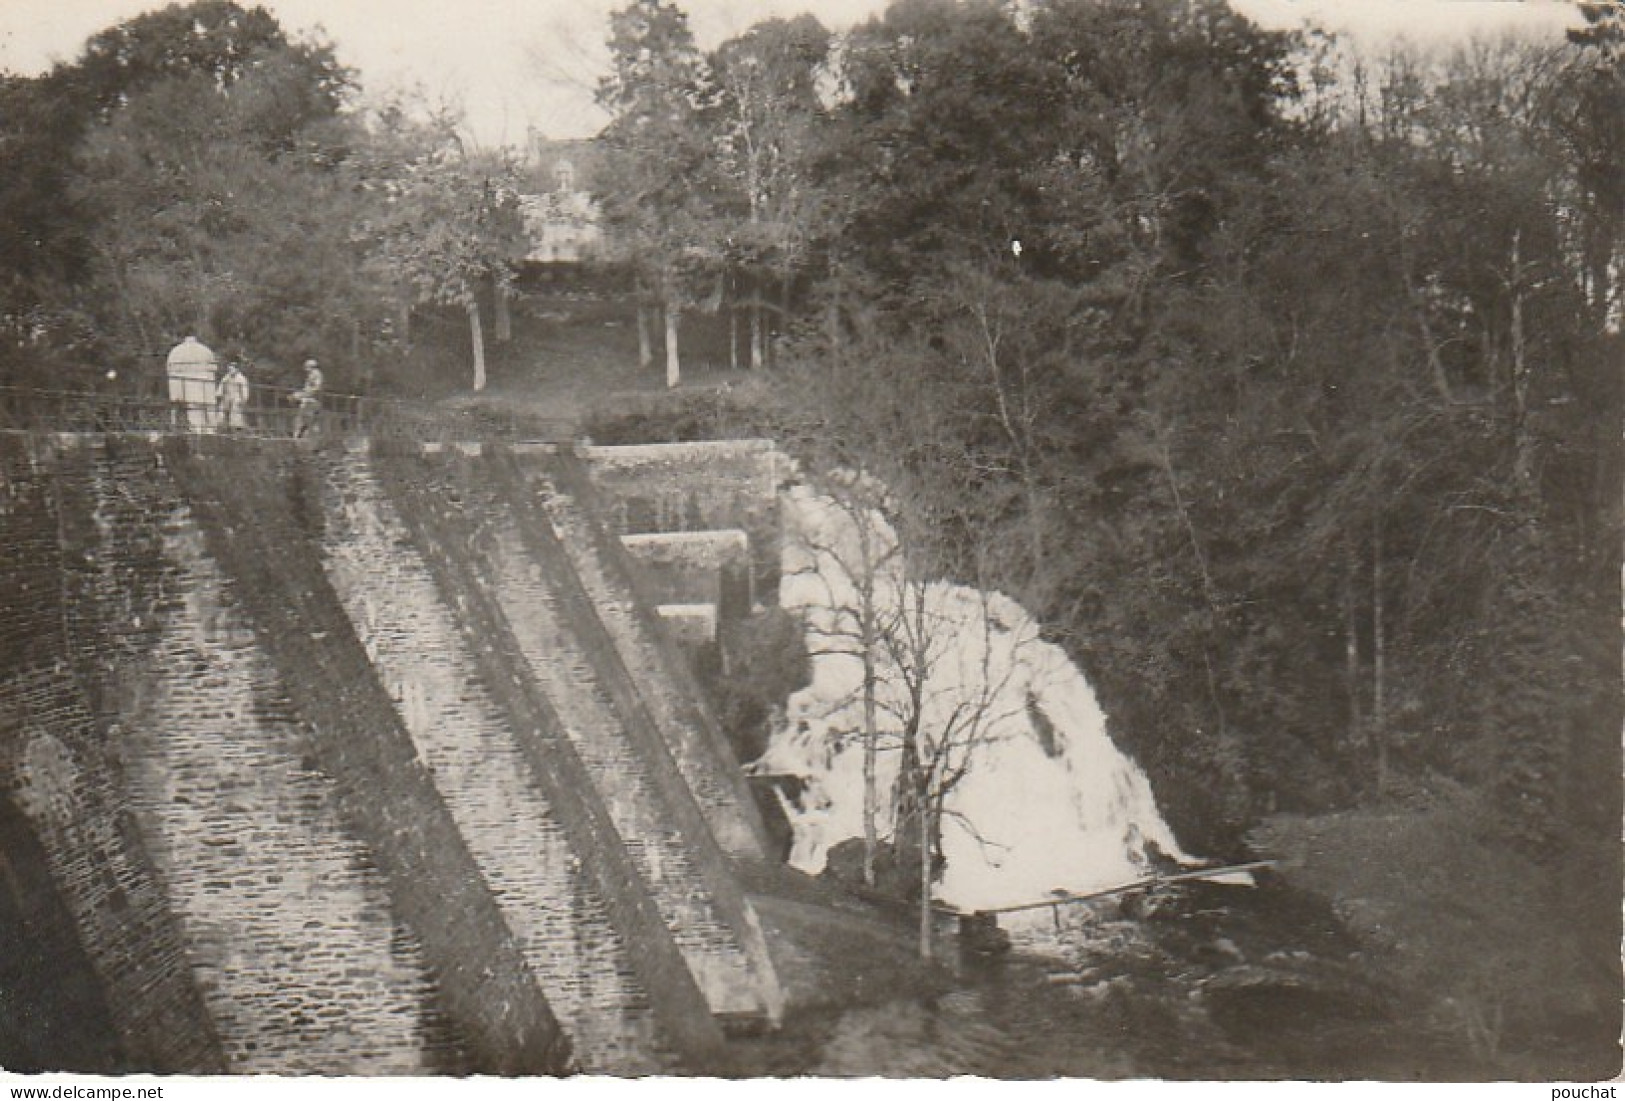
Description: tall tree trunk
1024,481,1047,587
109,260,153,362
861,628,879,889
664,297,681,389
750,300,764,372
918,784,934,961
728,303,739,373
1345,546,1363,752
774,275,792,369
826,284,842,355
1399,237,1461,406
1151,416,1227,738
636,303,653,369
494,276,512,344
826,254,846,357
1508,229,1534,484
1371,519,1387,794
397,298,413,348
467,300,487,392
1585,220,1615,332
189,247,211,337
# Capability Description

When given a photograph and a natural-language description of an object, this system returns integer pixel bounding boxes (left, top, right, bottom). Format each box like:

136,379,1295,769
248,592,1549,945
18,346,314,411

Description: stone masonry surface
118,504,435,1073
427,450,759,1018
1,432,796,1074
569,441,786,597
0,434,223,1072
372,444,730,1065
620,530,754,617
0,781,125,1073
320,443,675,1073
168,438,568,1074
486,450,783,1020
56,437,477,1072
652,604,720,647
530,450,772,862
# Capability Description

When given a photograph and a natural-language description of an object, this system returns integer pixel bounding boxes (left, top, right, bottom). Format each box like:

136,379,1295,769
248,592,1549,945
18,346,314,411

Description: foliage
760,1,1621,872
359,134,528,391
1251,791,1621,1073
709,15,833,367
578,387,776,443
0,0,1613,1060
70,60,371,378
594,0,725,385
601,0,1625,1037
0,0,544,394
0,2,354,383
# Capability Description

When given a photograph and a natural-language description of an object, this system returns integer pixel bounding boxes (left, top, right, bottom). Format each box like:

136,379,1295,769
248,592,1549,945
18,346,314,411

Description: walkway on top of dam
0,383,574,444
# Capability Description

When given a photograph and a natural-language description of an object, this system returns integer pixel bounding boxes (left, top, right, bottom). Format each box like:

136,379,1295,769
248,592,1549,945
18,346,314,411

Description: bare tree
784,472,1033,957
780,473,904,889
879,541,1032,959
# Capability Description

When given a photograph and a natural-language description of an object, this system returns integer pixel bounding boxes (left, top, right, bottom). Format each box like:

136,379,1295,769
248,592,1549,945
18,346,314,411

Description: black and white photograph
0,0,1619,1088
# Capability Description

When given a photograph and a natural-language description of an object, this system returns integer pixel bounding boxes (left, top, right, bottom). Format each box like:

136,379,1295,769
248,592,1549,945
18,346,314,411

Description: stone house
520,134,605,265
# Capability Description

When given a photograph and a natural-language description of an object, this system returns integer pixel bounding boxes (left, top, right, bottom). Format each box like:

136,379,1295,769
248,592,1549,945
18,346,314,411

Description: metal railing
0,383,572,444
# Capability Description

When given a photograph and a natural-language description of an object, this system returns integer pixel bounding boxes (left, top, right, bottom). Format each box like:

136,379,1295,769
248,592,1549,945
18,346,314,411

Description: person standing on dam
291,358,323,438
166,335,219,432
216,360,249,432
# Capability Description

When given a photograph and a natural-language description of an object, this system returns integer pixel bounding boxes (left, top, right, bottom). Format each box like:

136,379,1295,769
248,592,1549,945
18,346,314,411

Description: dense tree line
5,0,1615,896
672,0,1619,1056
594,0,1622,860
0,1,529,393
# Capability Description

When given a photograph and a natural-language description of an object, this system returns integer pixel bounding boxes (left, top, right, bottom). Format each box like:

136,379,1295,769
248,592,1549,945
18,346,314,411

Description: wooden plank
949,860,1278,918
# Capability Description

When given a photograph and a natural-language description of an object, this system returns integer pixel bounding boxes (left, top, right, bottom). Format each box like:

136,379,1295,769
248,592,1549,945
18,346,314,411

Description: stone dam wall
0,432,782,1075
567,440,787,599
0,434,224,1074
620,530,754,618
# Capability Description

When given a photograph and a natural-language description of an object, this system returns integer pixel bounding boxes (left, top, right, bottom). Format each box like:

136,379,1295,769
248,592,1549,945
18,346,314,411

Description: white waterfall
752,483,1192,912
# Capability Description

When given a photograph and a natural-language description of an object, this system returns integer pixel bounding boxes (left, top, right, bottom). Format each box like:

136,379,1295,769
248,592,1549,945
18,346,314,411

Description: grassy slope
378,286,756,429
1250,788,1622,1080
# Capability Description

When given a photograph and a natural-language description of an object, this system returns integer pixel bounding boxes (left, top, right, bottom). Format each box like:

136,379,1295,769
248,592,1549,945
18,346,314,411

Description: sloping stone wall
621,530,753,619
320,442,680,1073
116,511,438,1073
530,448,776,864
463,448,780,1023
567,440,786,597
0,434,223,1073
372,444,732,1065
0,786,125,1073
166,438,569,1074
1,432,786,1074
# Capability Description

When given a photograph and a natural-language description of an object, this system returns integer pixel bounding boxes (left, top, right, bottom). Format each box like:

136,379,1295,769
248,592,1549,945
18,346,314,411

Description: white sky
0,0,1581,148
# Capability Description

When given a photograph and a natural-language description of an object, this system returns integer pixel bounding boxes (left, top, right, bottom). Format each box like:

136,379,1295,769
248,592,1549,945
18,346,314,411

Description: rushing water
733,878,1474,1079
740,483,1480,1079
755,483,1192,911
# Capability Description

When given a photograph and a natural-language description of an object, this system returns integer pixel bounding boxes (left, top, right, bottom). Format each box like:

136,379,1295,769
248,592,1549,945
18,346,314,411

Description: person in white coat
165,335,218,432
216,361,249,431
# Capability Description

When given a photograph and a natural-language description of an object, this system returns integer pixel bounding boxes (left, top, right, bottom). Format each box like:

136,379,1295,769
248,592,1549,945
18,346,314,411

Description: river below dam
734,485,1483,1079
731,875,1482,1080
